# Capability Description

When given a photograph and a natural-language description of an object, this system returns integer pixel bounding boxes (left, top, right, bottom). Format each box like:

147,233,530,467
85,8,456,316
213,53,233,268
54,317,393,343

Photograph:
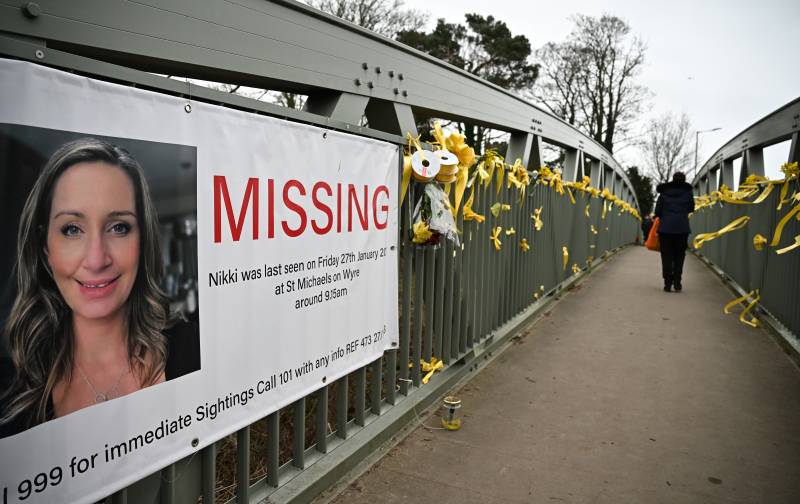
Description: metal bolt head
393,88,399,95
34,49,44,60
23,2,41,18
362,62,368,70
354,78,361,86
375,66,381,74
398,73,404,80
401,90,408,97
184,103,192,113
388,70,395,77
367,81,374,89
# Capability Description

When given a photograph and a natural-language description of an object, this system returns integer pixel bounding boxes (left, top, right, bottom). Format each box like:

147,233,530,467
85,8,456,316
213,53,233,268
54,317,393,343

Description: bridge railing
0,1,641,502
691,98,800,348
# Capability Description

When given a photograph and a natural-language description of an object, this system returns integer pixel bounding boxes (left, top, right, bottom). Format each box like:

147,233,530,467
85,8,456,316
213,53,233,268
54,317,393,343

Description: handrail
692,96,800,189
0,0,638,209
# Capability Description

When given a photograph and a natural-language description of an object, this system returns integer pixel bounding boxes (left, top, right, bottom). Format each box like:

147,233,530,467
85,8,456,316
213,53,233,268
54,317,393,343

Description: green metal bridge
0,1,797,503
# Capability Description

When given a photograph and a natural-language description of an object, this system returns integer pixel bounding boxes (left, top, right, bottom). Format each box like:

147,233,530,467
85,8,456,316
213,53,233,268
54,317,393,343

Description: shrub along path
327,246,800,503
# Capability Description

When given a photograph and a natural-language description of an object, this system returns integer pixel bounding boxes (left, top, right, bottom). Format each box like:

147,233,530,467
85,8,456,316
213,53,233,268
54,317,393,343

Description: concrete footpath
328,246,800,503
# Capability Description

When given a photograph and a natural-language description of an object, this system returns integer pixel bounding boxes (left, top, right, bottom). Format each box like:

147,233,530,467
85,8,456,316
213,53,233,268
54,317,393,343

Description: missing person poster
0,58,399,504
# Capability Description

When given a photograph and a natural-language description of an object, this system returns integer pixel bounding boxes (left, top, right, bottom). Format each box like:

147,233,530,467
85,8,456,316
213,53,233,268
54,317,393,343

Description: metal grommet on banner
322,376,327,383
184,104,192,113
191,438,199,448
323,131,328,139
34,49,44,60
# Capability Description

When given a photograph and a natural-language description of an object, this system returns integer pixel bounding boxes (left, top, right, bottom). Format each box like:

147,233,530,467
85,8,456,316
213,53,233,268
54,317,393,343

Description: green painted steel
691,100,799,344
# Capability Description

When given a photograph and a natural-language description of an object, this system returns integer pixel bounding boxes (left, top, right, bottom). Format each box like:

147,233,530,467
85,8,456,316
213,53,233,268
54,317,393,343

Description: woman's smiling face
46,161,140,323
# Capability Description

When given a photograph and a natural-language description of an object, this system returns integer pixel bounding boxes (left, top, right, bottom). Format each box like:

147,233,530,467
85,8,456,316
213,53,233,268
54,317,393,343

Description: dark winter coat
655,181,695,234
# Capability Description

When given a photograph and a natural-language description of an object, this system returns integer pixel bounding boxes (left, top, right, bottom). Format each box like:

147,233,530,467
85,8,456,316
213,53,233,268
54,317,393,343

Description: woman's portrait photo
0,127,201,438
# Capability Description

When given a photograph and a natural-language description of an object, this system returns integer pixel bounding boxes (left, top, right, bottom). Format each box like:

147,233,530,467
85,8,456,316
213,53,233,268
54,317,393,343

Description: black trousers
658,233,688,285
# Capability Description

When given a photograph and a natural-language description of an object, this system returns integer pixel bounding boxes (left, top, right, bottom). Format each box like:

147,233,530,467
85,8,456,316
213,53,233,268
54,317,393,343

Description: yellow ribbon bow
412,220,433,244
571,263,580,274
505,227,516,236
693,216,750,249
723,289,761,328
490,227,503,251
520,238,530,252
490,202,511,217
562,246,569,271
531,207,543,231
421,357,444,384
753,234,767,251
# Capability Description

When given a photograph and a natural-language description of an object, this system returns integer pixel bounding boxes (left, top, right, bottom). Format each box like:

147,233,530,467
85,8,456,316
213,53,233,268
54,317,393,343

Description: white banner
0,59,398,503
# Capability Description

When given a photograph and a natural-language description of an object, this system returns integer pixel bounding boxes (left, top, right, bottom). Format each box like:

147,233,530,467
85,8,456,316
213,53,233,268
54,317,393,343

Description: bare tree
305,0,425,37
533,14,649,154
641,112,693,183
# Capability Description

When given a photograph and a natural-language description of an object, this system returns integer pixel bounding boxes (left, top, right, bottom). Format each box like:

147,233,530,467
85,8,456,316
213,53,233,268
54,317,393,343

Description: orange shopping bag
645,217,660,251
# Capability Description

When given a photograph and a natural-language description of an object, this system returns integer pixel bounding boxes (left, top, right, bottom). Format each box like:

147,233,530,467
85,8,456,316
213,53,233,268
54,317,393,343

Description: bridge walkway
326,246,800,504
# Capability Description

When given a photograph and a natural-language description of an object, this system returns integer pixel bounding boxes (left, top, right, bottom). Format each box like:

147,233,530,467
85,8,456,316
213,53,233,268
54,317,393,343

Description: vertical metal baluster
236,426,250,500
434,241,446,360
399,185,412,396
201,442,216,504
336,375,348,439
423,247,435,362
442,236,454,364
371,357,383,414
292,398,306,470
354,367,366,426
159,464,175,504
266,413,279,488
110,489,127,504
386,349,397,405
316,385,328,454
412,248,424,386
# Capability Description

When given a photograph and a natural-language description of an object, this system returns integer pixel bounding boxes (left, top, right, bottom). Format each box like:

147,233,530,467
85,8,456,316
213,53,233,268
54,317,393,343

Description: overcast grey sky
401,0,800,180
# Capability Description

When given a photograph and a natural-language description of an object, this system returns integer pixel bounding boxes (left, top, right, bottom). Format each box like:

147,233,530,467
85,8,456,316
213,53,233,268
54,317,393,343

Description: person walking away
641,215,654,246
654,172,695,292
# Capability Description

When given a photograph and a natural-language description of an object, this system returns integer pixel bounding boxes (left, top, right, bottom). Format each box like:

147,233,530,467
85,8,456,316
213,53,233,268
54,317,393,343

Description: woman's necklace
75,360,130,403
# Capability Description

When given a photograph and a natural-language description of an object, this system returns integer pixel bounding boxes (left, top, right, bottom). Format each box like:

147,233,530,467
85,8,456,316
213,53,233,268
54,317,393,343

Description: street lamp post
693,127,722,180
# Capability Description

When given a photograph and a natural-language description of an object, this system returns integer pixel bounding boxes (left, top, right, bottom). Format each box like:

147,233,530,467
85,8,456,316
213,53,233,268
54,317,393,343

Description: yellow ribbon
412,220,433,244
571,263,580,274
520,238,530,252
776,235,800,255
769,203,800,246
692,216,750,249
601,200,608,220
462,186,485,223
490,227,502,251
531,207,544,231
590,225,598,235
505,227,516,236
567,187,576,205
753,234,767,251
562,246,569,271
490,202,511,217
421,357,444,384
584,204,590,218
723,289,761,328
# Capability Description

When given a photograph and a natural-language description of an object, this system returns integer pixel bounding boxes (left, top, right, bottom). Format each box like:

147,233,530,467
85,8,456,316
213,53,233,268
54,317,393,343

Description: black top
0,318,199,439
655,181,695,235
